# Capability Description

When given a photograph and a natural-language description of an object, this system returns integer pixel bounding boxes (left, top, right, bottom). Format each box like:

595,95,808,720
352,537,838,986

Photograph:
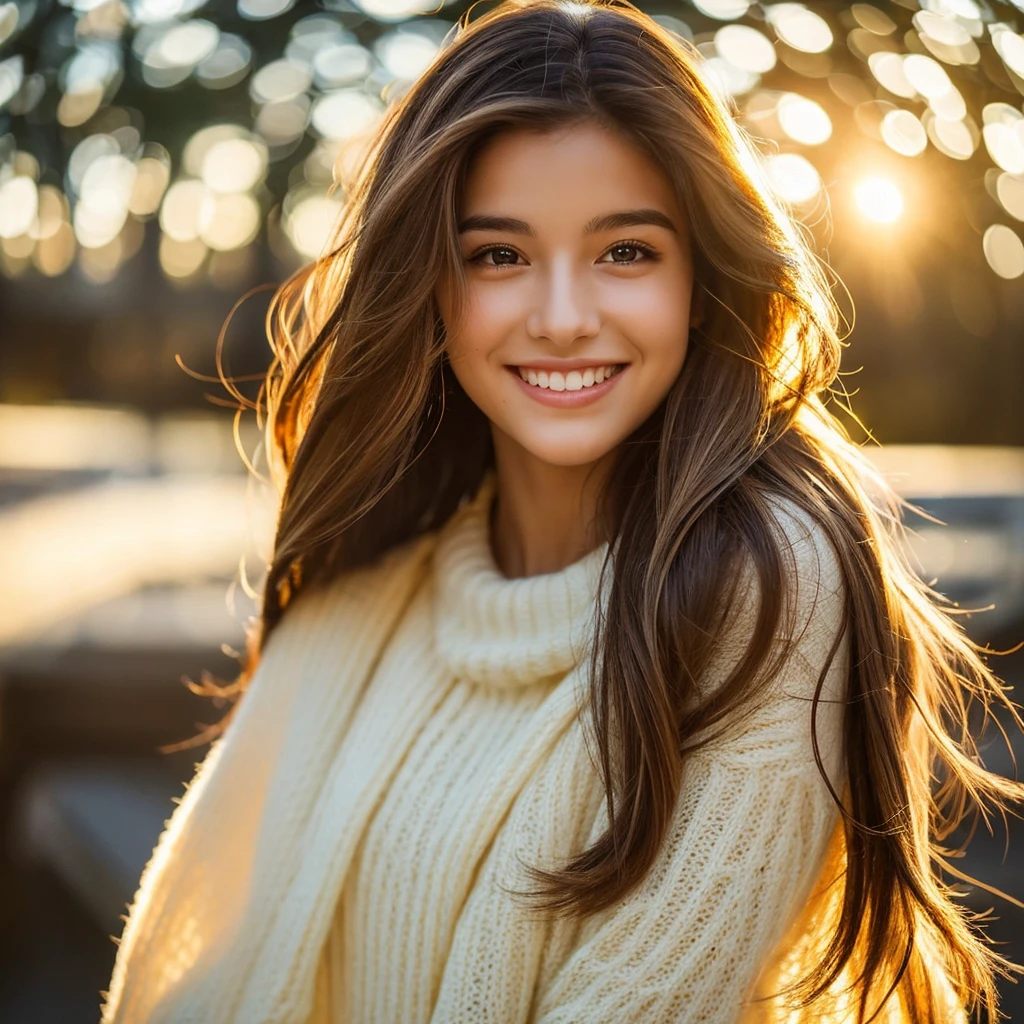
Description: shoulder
213,529,441,754
719,494,847,621
265,530,439,654
752,494,851,711
696,494,852,766
763,494,844,586
761,493,847,639
698,493,849,705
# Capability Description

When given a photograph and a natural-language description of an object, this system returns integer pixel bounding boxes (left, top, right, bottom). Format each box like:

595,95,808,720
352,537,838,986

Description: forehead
459,122,684,225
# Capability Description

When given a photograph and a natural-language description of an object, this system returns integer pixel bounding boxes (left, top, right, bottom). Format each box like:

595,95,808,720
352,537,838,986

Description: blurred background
1,0,1023,1019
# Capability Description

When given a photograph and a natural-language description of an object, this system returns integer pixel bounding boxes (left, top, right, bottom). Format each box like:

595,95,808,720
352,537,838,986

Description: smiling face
435,120,698,472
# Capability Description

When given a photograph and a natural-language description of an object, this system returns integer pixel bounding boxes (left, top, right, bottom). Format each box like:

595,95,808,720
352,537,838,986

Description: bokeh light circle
766,4,833,54
693,0,749,19
764,152,821,204
0,175,37,239
996,173,1024,220
983,223,1024,279
881,109,927,156
777,93,832,145
160,179,216,243
715,24,777,73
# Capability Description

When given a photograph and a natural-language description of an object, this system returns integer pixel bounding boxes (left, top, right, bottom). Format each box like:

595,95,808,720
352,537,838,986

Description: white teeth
515,364,622,391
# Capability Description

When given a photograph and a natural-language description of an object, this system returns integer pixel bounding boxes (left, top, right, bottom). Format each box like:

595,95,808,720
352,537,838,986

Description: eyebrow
457,208,679,236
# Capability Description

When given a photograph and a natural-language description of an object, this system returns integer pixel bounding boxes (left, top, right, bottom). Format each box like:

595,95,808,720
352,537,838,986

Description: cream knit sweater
100,474,966,1023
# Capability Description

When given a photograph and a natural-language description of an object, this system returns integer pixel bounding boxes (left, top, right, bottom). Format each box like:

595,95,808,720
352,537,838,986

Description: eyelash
466,239,660,269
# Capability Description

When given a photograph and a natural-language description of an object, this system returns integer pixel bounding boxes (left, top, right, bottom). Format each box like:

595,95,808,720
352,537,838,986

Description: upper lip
505,358,627,371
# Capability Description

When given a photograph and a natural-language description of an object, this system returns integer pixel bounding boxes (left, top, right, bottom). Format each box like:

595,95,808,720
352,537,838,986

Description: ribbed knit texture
432,473,607,689
100,475,967,1024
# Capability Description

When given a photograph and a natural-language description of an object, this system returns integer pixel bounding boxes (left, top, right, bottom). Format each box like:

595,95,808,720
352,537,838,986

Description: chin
512,433,621,469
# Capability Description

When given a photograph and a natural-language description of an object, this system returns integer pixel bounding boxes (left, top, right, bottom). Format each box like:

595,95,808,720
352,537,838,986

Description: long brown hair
184,1,1024,1019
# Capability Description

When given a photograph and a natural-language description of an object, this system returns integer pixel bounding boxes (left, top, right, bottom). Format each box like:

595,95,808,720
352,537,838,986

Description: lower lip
506,366,628,408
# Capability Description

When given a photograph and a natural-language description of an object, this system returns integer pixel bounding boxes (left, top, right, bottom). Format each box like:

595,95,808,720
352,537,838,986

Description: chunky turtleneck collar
431,473,610,689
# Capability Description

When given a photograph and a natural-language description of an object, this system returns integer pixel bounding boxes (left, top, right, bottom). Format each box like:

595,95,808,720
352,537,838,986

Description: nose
525,256,601,348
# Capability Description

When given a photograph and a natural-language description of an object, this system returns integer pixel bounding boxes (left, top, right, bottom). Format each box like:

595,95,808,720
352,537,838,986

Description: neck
489,430,616,579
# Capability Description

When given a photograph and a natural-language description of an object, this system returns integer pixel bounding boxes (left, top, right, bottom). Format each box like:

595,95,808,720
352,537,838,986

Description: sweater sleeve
531,501,850,1024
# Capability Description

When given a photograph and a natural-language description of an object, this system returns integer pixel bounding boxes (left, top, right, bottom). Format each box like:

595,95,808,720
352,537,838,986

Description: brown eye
602,241,659,264
468,246,522,267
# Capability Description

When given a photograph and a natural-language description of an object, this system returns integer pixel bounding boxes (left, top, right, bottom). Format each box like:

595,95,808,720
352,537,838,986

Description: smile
506,362,629,409
513,364,626,392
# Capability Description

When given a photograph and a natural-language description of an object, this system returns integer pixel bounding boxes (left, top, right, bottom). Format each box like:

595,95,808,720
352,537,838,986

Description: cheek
631,303,691,374
610,269,692,344
648,324,690,374
442,292,506,376
445,325,489,380
443,321,504,416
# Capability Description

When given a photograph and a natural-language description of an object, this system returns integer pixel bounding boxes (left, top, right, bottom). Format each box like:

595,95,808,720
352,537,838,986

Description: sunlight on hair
773,317,806,397
854,176,903,223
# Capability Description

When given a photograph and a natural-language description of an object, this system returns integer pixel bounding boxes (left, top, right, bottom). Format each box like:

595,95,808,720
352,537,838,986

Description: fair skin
435,121,699,578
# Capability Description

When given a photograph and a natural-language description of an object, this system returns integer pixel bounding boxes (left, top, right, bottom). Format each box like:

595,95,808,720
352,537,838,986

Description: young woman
100,1,1024,1021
